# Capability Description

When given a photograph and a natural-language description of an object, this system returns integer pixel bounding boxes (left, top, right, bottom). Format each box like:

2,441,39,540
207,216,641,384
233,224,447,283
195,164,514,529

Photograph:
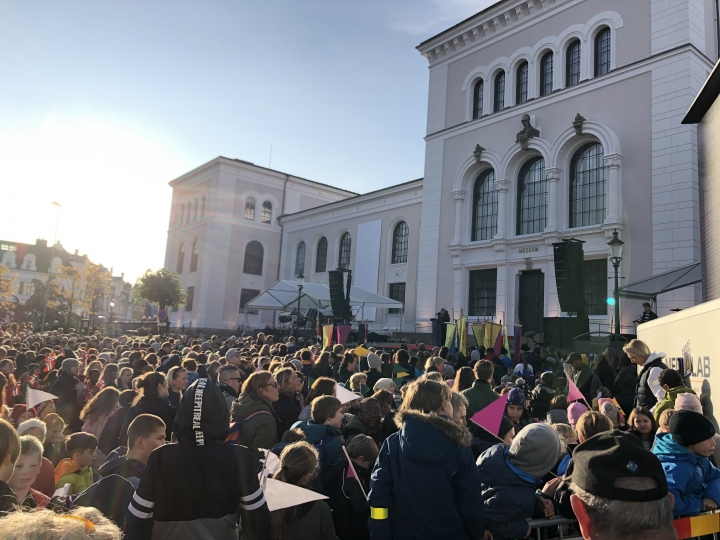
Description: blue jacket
477,444,541,540
653,432,720,517
368,410,485,540
291,421,346,494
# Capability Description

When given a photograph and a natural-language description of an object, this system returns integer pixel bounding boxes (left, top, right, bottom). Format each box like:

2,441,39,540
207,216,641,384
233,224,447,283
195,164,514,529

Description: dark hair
182,359,197,372
127,414,166,449
133,372,167,405
118,389,136,408
395,349,410,364
658,369,684,389
80,387,120,423
306,377,336,404
474,360,494,381
271,442,319,540
66,432,98,457
452,367,476,392
280,428,306,444
311,396,341,424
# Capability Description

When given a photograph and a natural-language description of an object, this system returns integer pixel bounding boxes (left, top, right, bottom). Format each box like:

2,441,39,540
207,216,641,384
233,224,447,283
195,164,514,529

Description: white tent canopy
245,280,402,312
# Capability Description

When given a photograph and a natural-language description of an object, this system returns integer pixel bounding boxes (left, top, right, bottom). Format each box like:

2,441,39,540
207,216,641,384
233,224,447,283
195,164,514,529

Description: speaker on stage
553,239,587,314
328,270,351,321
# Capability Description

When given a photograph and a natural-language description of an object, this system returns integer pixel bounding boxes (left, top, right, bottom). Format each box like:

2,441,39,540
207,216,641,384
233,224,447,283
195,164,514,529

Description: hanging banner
471,324,484,352
483,323,502,350
336,324,352,345
445,323,457,350
322,324,334,348
513,324,523,364
503,325,510,355
457,316,467,356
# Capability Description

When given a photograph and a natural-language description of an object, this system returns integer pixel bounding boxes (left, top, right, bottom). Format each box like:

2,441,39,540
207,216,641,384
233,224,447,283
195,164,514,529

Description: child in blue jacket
653,409,720,517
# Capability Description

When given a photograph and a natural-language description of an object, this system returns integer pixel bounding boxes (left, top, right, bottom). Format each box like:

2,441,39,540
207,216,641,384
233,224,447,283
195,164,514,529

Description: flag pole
341,446,367,499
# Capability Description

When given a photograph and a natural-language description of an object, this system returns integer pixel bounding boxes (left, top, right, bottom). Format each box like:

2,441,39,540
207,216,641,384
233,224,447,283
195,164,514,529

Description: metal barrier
528,517,582,540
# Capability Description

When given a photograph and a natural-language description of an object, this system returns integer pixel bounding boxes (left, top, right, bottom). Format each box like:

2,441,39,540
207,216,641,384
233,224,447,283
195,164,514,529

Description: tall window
186,286,195,312
176,243,185,273
194,199,199,221
315,237,328,273
388,283,406,314
472,79,484,119
295,241,306,276
494,72,505,112
200,196,205,219
179,204,185,226
540,51,554,96
584,259,607,315
516,62,528,104
472,169,498,241
594,28,611,76
243,241,264,275
570,143,606,227
338,233,351,269
517,157,547,235
244,197,255,220
468,269,497,316
190,239,199,272
391,221,409,264
261,201,272,223
239,288,260,314
19,282,32,295
566,40,581,87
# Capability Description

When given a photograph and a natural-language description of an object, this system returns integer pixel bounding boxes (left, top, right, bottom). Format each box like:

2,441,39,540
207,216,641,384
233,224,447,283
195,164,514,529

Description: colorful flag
457,316,467,356
567,378,586,403
483,323,502,350
354,345,371,358
336,324,351,345
513,325,523,364
445,323,457,350
322,324,334,348
469,393,509,436
392,363,412,388
503,326,510,355
471,324,484,351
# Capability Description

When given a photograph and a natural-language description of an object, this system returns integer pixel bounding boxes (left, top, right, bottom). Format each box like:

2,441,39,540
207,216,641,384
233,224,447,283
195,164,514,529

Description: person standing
119,372,177,446
217,365,242,412
624,339,668,410
637,302,658,324
51,358,81,427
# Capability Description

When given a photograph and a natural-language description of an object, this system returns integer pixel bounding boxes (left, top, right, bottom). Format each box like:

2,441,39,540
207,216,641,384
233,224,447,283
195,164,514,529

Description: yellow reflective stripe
370,507,389,520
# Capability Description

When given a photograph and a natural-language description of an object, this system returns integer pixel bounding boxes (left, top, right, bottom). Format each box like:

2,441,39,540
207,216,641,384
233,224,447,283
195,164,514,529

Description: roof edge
682,58,720,124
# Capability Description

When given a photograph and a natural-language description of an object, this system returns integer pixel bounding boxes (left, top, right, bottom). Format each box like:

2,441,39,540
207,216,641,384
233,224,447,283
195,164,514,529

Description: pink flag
567,378,585,403
336,324,351,345
469,393,510,436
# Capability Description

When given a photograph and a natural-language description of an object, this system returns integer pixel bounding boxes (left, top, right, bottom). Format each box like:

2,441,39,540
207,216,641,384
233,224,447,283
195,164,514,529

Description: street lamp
41,202,62,332
296,273,305,335
607,229,624,337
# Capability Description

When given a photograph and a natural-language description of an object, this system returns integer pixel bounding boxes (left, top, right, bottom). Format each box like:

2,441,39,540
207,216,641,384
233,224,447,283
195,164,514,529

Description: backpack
224,410,272,446
306,435,335,494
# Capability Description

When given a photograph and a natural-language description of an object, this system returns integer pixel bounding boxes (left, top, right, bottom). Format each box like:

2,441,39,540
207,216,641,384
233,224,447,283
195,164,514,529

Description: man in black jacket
125,378,271,540
51,358,80,426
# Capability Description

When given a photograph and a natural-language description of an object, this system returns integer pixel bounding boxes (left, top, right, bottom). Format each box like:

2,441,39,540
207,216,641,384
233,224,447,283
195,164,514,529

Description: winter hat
98,352,111,363
674,392,702,414
290,359,303,372
599,402,621,428
367,353,381,369
17,418,47,439
61,358,79,373
150,343,161,352
42,413,65,432
508,423,562,479
10,404,36,425
546,409,569,425
507,387,526,407
444,365,455,379
225,348,240,361
470,350,481,362
669,409,715,447
498,415,515,441
373,378,396,393
567,402,588,425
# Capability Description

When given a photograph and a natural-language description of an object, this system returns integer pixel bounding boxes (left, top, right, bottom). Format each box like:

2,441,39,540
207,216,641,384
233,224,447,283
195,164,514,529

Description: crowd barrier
528,517,582,539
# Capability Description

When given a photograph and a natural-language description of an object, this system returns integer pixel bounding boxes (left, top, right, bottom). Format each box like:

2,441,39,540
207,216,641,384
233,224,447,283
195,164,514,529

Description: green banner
445,323,457,349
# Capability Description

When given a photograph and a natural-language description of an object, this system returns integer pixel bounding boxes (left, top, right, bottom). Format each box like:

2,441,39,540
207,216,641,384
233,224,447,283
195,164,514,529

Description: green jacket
654,386,696,422
231,393,279,469
462,379,499,420
54,459,98,496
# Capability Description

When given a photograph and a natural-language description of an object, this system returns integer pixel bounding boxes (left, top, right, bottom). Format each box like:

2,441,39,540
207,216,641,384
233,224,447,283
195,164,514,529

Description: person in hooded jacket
505,387,532,434
119,372,176,446
613,353,638,416
471,415,515,460
529,372,556,420
51,358,81,427
367,378,487,540
125,377,271,540
477,423,562,540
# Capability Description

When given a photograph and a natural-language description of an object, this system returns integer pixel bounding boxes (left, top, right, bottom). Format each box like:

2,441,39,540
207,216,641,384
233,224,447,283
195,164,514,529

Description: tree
0,265,19,322
76,263,114,318
20,279,68,327
133,269,186,310
56,265,82,327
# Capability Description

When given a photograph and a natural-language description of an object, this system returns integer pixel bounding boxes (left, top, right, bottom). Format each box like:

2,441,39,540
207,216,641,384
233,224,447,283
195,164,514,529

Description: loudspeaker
328,270,351,321
543,317,590,350
305,308,317,320
553,239,587,314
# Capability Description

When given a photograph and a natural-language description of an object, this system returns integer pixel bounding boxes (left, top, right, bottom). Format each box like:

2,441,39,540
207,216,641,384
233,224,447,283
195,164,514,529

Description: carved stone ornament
573,113,586,136
516,114,540,150
473,144,485,163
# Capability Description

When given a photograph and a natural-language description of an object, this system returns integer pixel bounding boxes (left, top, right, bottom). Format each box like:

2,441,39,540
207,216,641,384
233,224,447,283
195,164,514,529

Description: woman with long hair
165,366,188,408
452,367,475,393
628,406,658,450
270,441,337,540
80,387,120,467
99,364,119,389
298,377,336,422
117,367,133,390
119,372,176,445
272,368,303,441
313,352,332,379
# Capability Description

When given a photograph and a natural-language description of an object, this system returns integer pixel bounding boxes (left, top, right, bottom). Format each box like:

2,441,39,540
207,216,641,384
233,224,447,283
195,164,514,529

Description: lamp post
41,201,62,332
607,229,624,337
296,273,305,336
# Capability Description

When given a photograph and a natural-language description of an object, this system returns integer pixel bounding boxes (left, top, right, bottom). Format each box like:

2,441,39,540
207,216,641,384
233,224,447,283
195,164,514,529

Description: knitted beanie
669,409,715,447
507,387,526,407
567,402,588,425
675,393,702,414
367,353,381,369
508,423,562,479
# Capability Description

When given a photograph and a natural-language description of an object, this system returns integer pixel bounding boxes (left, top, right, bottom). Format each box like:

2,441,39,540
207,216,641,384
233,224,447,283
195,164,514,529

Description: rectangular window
239,288,260,314
19,282,32,295
388,283,406,314
185,286,195,312
468,269,497,317
584,259,607,315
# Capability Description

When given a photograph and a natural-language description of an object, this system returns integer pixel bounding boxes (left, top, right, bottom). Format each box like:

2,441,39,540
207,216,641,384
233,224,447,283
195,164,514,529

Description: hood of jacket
98,452,144,478
395,410,471,465
653,432,699,463
477,443,539,487
174,378,229,445
231,392,275,420
292,421,341,444
217,382,239,399
665,386,696,400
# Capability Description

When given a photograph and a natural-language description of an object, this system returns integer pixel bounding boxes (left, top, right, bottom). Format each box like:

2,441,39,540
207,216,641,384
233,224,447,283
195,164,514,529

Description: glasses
261,381,278,389
362,409,382,417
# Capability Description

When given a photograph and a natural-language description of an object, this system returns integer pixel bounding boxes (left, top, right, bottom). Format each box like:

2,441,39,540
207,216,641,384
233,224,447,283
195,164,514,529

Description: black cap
565,352,582,364
566,430,668,502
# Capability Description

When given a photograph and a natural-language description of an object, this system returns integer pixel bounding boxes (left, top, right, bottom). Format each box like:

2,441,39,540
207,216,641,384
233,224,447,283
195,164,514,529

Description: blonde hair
623,339,651,358
423,372,444,383
0,507,121,539
551,423,577,445
241,371,273,397
401,379,452,414
349,372,367,392
424,356,444,370
576,411,613,443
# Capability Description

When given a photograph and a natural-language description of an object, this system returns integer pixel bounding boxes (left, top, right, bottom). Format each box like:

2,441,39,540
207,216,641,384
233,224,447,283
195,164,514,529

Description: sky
0,0,495,283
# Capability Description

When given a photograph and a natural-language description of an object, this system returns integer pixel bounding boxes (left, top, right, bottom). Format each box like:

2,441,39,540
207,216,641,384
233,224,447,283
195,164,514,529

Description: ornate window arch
570,142,606,227
391,221,409,264
244,197,255,220
261,200,272,223
243,241,264,275
539,51,554,96
338,232,351,270
517,157,547,235
472,79,484,119
177,243,185,274
566,39,581,87
515,61,528,105
494,71,505,112
315,237,328,273
295,241,306,276
472,169,498,241
190,239,199,272
594,27,611,76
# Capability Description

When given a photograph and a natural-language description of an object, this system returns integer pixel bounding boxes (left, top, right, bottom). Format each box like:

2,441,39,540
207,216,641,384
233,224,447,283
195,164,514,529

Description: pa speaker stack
328,270,351,322
552,239,587,314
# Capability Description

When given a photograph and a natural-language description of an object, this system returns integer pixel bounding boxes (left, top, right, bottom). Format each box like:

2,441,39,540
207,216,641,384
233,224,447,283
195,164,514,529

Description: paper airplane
27,388,58,410
335,384,362,405
469,392,509,436
258,449,281,480
263,477,328,511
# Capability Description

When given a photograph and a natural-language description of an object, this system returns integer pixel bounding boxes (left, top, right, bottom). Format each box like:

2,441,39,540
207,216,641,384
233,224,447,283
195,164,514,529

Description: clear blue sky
0,0,494,282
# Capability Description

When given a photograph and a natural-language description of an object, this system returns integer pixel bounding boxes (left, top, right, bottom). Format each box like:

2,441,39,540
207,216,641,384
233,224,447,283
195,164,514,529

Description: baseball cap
566,430,668,502
226,348,240,360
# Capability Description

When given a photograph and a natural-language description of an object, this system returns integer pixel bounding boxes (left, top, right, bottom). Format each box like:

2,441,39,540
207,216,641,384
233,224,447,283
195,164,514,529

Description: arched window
315,237,328,273
570,143,606,227
194,199,199,221
494,72,505,112
188,200,194,223
516,62,528,104
391,221,409,264
472,79,484,119
179,204,185,226
261,201,272,223
517,157,547,235
244,197,255,220
176,243,185,274
566,40,581,87
472,169,498,241
295,242,306,276
594,28,611,76
200,196,205,219
190,239,199,272
540,51,554,96
338,233,351,269
243,241,264,275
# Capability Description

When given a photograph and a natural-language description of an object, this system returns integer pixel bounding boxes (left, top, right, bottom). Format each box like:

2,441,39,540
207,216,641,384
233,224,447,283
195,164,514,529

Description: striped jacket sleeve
235,445,271,540
124,451,157,540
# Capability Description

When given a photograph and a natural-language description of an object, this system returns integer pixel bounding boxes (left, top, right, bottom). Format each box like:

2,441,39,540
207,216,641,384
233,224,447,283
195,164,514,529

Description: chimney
35,239,48,248
74,249,79,256
121,272,125,279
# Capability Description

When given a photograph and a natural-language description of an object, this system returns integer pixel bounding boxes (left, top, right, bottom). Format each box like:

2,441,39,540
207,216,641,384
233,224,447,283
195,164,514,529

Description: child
182,358,199,385
566,402,587,428
628,407,657,450
0,418,21,515
654,368,696,422
653,409,720,517
657,409,675,433
477,424,562,540
550,423,577,476
291,395,346,494
54,432,99,495
41,413,67,467
505,387,531,433
8,435,49,508
330,435,378,540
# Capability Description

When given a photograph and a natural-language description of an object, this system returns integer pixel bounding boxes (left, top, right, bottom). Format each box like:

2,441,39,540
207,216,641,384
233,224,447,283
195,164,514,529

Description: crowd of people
0,324,713,539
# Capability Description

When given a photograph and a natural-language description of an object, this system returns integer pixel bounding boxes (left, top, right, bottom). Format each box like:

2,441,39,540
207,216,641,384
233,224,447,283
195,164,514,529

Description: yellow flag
458,317,467,356
445,324,457,349
354,345,371,357
322,324,334,348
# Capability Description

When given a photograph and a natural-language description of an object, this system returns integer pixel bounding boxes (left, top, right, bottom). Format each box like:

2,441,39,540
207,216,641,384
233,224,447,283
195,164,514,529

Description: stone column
495,179,510,239
545,168,561,232
604,154,622,224
451,190,466,245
